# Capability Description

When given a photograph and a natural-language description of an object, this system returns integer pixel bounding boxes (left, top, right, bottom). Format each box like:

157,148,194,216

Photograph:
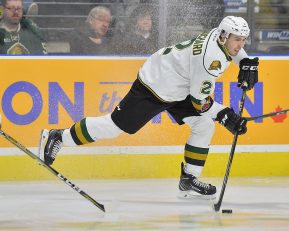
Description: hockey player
39,16,258,199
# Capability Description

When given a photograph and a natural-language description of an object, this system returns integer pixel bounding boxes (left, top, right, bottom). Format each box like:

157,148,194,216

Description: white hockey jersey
138,28,248,118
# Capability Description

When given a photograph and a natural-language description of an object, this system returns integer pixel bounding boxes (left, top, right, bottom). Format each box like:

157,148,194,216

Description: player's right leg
166,97,217,199
38,114,123,165
179,162,216,199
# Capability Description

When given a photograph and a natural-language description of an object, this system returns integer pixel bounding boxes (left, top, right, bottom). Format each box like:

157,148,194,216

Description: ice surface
0,177,288,231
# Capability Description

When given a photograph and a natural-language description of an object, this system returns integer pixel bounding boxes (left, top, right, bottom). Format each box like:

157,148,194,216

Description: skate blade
178,190,216,200
38,129,49,161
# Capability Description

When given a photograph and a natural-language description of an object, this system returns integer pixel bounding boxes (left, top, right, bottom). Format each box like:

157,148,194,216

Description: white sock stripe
184,163,203,177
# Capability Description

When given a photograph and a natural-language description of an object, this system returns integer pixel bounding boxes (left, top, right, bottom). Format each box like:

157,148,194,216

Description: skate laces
51,140,62,159
192,178,211,189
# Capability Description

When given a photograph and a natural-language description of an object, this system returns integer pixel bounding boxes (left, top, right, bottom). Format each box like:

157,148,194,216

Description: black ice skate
179,162,216,200
38,129,63,166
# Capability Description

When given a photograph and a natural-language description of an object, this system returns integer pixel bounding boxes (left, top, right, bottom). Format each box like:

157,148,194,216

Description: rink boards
0,56,288,180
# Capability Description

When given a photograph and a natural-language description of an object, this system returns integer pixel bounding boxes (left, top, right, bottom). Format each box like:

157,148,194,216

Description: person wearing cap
39,16,259,199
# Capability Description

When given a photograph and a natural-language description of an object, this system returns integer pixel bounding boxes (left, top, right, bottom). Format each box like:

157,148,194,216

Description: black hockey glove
216,108,247,135
238,57,259,91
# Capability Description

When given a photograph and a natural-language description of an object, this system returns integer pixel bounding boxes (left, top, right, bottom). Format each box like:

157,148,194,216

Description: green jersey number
162,39,195,55
200,81,213,95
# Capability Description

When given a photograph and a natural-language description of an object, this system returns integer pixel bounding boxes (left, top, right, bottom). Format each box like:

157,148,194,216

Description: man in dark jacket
69,6,112,55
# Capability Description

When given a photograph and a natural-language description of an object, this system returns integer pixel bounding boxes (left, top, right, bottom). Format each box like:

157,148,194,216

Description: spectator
69,6,113,54
1,1,38,20
0,0,46,54
113,4,157,55
88,0,125,31
88,0,154,34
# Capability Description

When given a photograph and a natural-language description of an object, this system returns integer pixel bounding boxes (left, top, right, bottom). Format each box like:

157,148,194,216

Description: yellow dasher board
0,56,288,179
0,56,288,147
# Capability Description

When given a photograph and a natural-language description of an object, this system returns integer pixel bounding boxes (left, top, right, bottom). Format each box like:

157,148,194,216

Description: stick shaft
0,129,105,212
214,89,247,212
246,109,289,121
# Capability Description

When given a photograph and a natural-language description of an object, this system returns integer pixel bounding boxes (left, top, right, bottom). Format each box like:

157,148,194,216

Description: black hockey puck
222,209,233,214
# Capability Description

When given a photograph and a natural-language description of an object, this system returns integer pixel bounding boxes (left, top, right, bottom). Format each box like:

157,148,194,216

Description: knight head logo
209,60,221,70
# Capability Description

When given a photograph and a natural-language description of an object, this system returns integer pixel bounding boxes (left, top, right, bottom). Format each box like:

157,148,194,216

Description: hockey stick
214,89,247,212
0,117,105,212
245,108,289,121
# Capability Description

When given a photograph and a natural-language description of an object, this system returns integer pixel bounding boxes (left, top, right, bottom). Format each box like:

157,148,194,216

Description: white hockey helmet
218,16,250,38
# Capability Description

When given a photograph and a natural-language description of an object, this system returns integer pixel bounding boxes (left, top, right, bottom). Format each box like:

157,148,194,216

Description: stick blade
213,203,220,212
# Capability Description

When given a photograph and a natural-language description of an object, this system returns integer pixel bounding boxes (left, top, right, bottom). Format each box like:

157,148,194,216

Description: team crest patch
7,42,30,54
209,60,221,70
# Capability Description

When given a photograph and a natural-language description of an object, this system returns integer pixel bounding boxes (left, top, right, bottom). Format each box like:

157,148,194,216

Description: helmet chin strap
218,36,232,57
218,36,227,46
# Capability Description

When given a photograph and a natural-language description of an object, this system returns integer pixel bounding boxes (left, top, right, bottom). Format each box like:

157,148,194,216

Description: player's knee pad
197,117,215,137
196,117,215,137
86,114,123,139
184,116,215,143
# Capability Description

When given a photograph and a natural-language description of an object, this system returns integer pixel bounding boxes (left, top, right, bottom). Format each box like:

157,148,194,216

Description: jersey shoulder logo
208,60,221,70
